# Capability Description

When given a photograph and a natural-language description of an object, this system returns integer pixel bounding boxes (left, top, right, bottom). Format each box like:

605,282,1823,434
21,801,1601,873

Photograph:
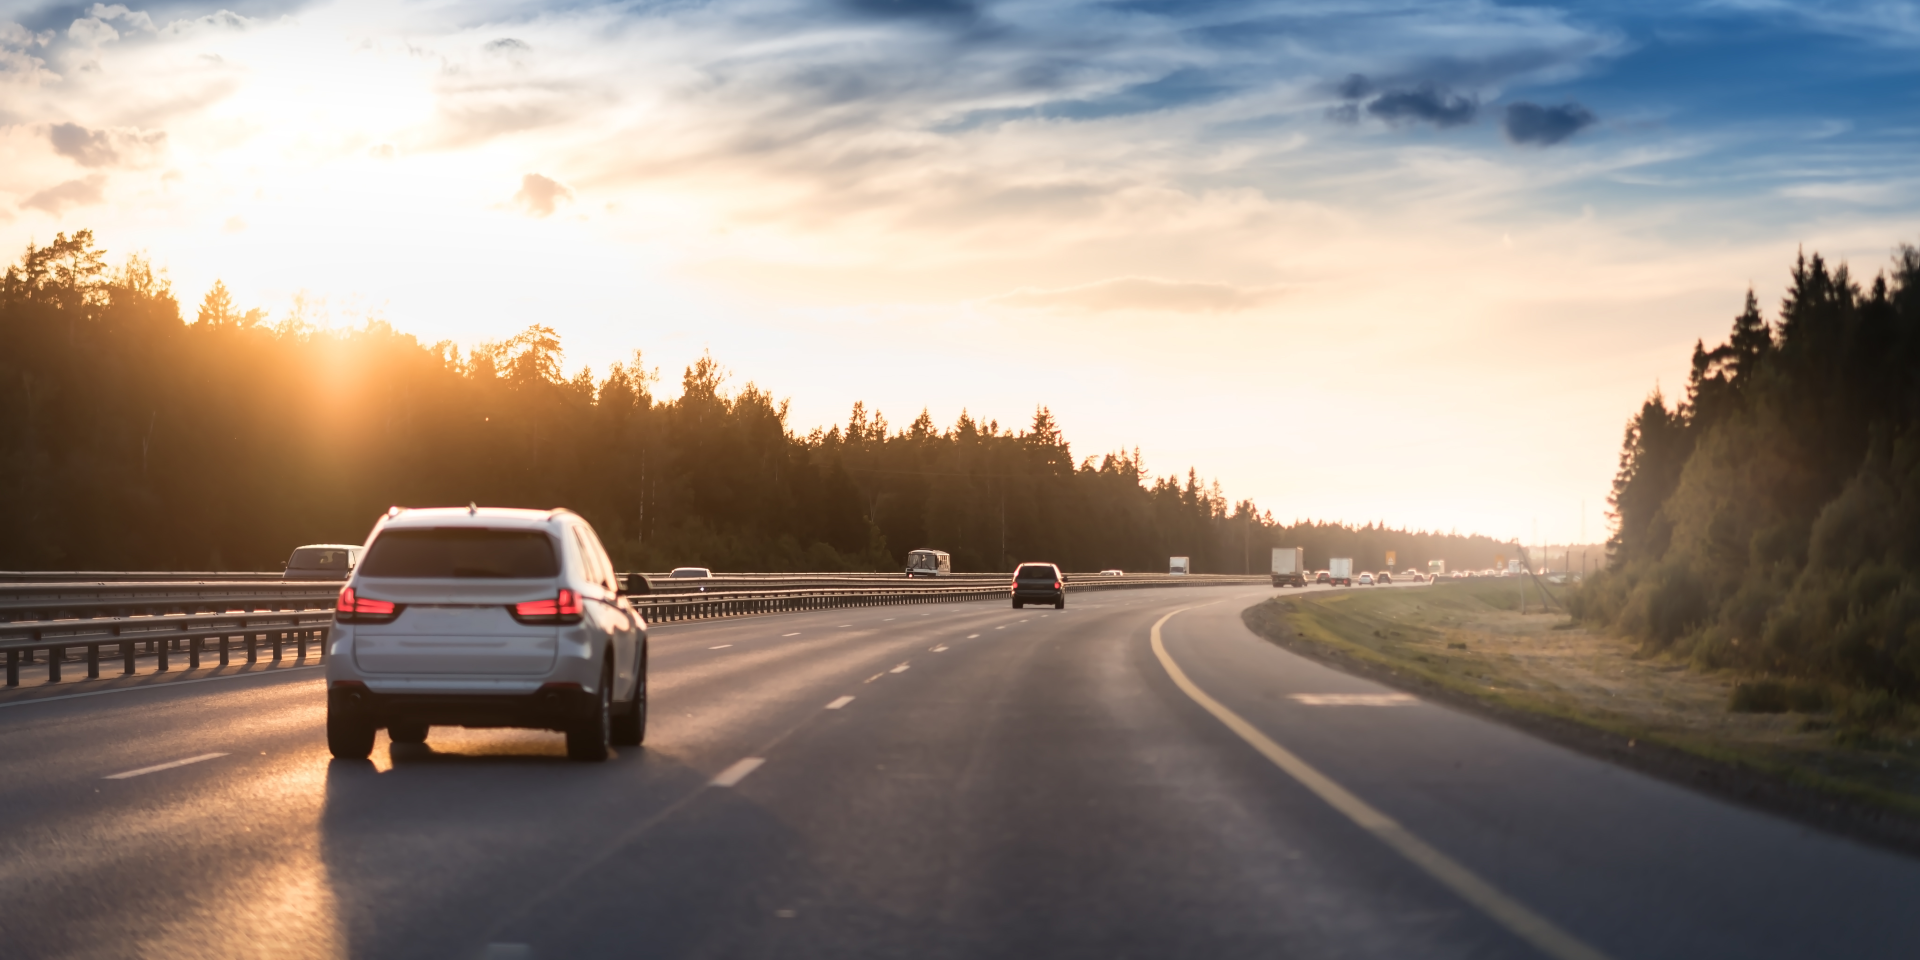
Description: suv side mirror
623,573,651,596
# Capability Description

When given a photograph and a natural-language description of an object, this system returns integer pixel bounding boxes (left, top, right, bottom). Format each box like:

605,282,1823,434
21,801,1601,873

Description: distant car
669,567,712,578
325,506,647,763
284,544,362,580
1358,572,1375,586
1376,572,1392,585
1315,571,1330,585
1099,569,1124,576
1011,562,1066,609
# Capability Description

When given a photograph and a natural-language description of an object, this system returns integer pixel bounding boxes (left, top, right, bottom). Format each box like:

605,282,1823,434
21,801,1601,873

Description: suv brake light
336,587,401,623
511,589,583,625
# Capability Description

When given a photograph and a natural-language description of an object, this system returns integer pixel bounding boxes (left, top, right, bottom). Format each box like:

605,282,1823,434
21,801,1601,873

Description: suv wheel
1012,599,1023,609
1054,597,1065,610
389,721,429,745
328,707,375,760
567,667,613,762
612,679,646,747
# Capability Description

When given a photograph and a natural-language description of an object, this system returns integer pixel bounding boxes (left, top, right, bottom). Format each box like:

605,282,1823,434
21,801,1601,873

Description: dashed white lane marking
930,645,949,652
711,757,765,787
105,752,228,780
994,626,1007,630
782,632,801,637
966,634,980,639
1019,619,1030,622
826,695,855,710
1292,693,1418,707
709,644,733,650
864,672,887,683
890,663,911,673
882,618,895,621
838,624,853,628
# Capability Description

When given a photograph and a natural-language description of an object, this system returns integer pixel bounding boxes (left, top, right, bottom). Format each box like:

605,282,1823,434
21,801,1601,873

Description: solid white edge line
104,752,228,780
710,757,765,787
0,663,320,710
1147,609,1612,960
825,695,855,710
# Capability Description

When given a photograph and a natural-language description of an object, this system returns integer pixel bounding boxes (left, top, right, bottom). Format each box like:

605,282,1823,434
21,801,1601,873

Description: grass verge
1244,579,1920,857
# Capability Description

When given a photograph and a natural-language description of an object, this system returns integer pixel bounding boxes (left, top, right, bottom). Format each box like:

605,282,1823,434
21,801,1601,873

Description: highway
2,583,1917,959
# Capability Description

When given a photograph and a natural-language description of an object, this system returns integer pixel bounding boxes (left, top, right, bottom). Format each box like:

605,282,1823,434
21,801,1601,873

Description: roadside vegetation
1575,242,1920,718
1246,579,1920,819
0,231,1516,574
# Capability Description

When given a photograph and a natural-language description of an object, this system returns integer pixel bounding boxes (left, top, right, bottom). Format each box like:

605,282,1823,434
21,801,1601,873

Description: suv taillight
511,589,583,625
335,587,401,624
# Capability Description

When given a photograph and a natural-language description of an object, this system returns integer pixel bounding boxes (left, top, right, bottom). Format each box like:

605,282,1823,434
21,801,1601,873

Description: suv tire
1054,598,1065,610
1012,599,1023,609
328,708,375,760
567,667,613,762
612,680,646,747
389,721,429,745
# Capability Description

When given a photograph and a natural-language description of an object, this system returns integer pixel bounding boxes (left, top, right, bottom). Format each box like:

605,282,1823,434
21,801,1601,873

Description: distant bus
905,549,952,577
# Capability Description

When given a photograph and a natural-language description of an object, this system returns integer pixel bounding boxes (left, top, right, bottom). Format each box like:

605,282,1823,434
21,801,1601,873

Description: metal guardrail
1,572,1266,688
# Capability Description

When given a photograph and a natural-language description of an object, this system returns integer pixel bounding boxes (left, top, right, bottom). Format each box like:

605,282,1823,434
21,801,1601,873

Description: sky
2,0,1917,545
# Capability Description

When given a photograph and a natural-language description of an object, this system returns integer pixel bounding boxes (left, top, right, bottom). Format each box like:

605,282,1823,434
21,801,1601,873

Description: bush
1727,677,1833,714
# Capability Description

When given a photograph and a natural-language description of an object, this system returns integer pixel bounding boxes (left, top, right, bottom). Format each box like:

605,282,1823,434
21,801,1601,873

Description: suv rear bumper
328,681,597,732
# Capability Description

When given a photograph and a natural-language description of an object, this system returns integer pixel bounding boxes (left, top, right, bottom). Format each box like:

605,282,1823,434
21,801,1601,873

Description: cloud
843,0,979,22
512,173,572,217
1365,83,1478,128
990,277,1282,314
47,122,166,167
49,122,115,165
67,17,118,46
484,37,529,54
89,4,156,33
1502,101,1595,146
22,175,106,214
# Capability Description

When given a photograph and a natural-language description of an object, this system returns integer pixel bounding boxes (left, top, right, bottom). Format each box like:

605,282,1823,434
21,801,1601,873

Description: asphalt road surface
3,583,1917,959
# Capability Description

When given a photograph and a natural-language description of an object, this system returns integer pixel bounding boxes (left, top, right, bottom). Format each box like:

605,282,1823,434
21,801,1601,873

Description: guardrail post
296,631,307,662
86,643,100,679
219,634,230,667
317,627,327,663
5,649,15,686
246,632,257,664
188,635,201,670
45,634,61,683
122,638,135,675
272,632,283,663
157,632,169,671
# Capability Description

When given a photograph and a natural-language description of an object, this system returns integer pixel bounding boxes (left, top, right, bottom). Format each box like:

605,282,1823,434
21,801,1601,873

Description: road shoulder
1241,589,1920,859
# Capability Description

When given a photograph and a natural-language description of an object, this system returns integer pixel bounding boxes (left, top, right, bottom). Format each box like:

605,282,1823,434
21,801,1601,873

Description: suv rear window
1015,565,1056,580
360,529,559,578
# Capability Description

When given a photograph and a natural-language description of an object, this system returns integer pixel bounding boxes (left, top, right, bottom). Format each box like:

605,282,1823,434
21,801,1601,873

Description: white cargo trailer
1328,557,1354,587
1271,547,1306,587
1169,556,1190,575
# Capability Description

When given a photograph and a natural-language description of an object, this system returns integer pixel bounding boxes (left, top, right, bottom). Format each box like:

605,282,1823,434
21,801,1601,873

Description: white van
905,549,952,577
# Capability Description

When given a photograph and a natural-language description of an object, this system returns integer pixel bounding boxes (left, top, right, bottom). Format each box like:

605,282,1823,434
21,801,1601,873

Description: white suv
325,506,647,762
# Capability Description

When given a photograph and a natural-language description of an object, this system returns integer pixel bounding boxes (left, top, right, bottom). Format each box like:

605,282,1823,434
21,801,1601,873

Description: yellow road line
1149,609,1612,960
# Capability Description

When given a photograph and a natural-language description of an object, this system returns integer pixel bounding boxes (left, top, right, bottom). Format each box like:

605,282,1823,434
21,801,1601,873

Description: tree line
1577,242,1920,696
0,231,1514,575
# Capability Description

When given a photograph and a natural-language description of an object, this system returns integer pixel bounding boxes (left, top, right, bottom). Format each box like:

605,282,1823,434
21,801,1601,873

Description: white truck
1169,556,1190,576
1271,547,1306,588
1328,557,1354,587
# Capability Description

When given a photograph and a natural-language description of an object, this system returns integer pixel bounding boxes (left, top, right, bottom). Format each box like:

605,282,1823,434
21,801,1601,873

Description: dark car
1010,562,1067,609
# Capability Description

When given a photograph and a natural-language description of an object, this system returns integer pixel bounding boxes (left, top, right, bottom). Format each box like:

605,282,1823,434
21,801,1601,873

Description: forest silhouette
1581,242,1920,697
1,231,1515,575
